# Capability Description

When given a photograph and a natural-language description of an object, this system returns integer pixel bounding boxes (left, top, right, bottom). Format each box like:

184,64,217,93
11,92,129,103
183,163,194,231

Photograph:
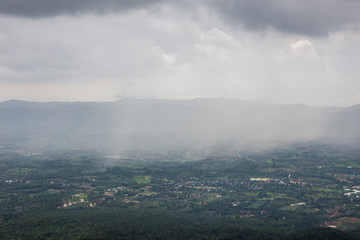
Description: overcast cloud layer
0,0,359,106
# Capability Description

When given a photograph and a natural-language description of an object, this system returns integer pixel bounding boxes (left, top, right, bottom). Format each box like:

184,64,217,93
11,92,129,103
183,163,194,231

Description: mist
2,2,360,238
0,98,359,158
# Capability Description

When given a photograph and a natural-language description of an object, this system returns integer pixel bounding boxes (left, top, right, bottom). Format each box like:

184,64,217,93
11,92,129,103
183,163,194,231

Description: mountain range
0,99,359,151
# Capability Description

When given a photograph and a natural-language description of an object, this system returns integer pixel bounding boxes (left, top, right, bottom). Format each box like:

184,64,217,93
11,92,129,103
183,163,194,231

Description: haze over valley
1,1,360,239
0,98,359,156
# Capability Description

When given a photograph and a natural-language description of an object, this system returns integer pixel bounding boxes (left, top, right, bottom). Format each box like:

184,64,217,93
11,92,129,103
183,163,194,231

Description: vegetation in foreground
1,143,360,239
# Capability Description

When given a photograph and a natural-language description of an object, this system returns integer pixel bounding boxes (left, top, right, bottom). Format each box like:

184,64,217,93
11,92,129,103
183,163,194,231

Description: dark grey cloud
1,0,359,37
0,0,359,105
207,0,360,36
0,0,162,18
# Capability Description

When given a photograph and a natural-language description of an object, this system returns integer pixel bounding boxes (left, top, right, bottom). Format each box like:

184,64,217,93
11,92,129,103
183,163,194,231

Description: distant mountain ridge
0,98,359,150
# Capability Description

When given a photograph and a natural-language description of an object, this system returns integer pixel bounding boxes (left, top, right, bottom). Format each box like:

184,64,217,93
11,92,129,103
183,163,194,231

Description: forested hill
0,99,359,148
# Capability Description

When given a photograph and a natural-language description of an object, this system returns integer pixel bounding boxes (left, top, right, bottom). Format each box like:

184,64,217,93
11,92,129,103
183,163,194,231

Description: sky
0,0,359,106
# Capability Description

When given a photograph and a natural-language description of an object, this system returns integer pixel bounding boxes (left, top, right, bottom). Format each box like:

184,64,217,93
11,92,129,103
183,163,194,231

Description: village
1,144,360,232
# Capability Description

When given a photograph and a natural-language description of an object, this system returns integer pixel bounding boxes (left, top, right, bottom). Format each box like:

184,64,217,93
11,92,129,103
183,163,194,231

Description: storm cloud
0,1,359,106
207,0,360,36
0,0,163,17
1,0,359,36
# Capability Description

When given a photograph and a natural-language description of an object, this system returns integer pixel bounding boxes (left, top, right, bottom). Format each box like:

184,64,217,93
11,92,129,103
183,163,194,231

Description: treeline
0,208,358,239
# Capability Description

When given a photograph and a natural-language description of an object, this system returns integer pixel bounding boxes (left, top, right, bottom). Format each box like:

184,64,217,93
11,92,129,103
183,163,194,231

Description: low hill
0,99,359,151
